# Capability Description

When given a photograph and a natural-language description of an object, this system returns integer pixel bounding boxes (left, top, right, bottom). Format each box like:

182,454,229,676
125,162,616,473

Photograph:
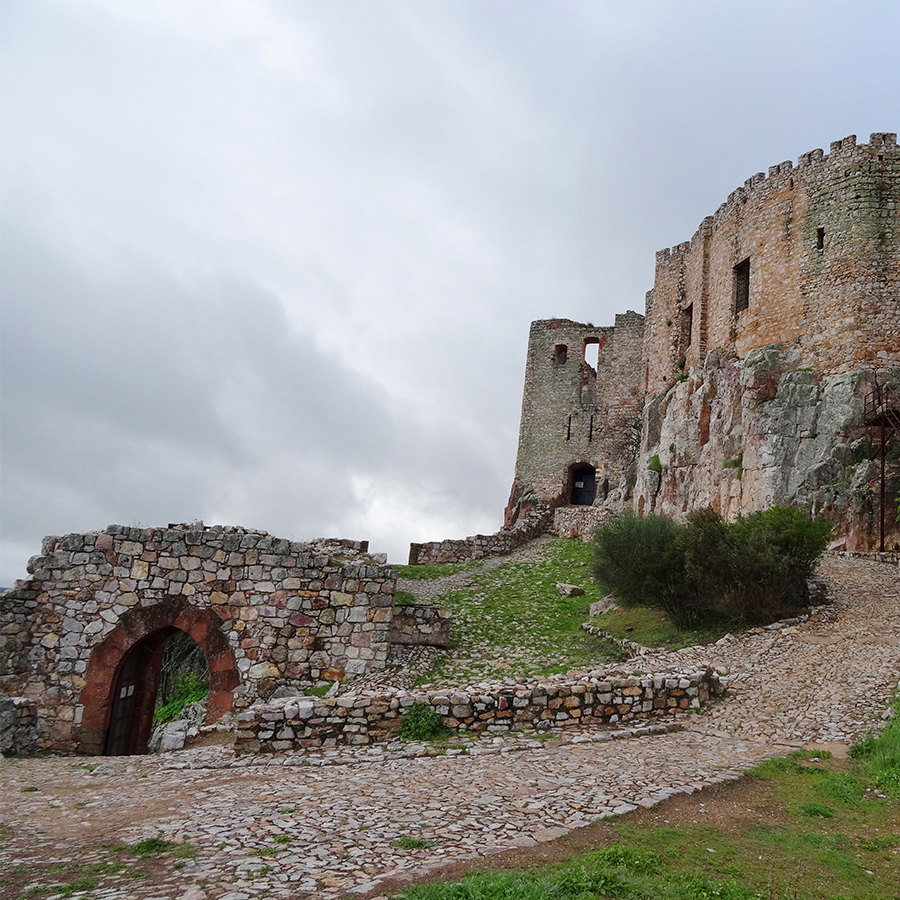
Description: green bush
592,506,830,629
398,702,449,741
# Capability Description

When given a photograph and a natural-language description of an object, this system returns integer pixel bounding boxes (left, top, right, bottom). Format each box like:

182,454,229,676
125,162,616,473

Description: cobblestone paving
1,557,898,900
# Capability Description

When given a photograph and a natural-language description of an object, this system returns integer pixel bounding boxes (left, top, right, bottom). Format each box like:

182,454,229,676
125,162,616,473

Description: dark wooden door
104,651,139,756
571,466,596,506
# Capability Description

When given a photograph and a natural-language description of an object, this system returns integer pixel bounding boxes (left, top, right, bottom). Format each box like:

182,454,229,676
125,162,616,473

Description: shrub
592,506,830,629
398,702,449,741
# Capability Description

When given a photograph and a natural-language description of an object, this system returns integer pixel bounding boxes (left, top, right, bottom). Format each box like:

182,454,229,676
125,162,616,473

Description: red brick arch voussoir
77,596,239,755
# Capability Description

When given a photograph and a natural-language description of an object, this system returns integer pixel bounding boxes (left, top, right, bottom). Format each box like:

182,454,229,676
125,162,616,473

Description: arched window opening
569,463,597,506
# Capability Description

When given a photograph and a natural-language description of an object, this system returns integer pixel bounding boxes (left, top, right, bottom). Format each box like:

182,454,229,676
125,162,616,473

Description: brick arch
77,597,239,755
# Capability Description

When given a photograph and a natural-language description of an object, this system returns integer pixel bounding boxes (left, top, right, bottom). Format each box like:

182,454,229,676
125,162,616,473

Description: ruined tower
504,312,645,535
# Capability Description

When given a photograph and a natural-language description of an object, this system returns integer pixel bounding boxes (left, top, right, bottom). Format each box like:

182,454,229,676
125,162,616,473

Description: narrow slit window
816,227,825,251
588,415,594,442
566,415,571,441
681,304,693,347
734,258,751,315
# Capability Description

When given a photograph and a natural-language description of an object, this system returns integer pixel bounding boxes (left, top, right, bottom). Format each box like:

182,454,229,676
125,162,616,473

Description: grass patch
302,684,331,698
394,559,486,580
395,836,436,850
395,589,419,607
589,604,729,650
20,786,38,792
413,538,625,685
251,845,284,857
107,835,196,859
851,696,900,798
797,802,836,818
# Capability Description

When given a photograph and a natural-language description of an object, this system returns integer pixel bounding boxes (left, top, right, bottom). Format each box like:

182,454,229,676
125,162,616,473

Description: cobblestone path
1,557,898,899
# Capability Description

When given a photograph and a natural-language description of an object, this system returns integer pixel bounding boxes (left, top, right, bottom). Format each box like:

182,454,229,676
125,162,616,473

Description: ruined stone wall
408,506,551,566
389,605,452,647
504,312,645,525
645,133,900,393
235,666,717,753
0,525,397,750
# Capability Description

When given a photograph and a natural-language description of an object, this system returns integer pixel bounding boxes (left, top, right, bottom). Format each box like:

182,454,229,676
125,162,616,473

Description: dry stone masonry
235,666,718,753
0,525,409,753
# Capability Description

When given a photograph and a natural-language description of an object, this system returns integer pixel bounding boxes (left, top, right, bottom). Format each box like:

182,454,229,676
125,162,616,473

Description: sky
1,0,898,581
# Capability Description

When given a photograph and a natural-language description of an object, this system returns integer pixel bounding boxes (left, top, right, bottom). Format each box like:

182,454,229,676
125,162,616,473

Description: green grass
395,589,419,606
588,604,730,650
394,558,486,580
395,836,436,850
411,539,628,685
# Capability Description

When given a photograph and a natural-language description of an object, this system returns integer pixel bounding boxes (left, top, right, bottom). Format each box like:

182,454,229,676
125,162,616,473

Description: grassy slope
395,538,730,685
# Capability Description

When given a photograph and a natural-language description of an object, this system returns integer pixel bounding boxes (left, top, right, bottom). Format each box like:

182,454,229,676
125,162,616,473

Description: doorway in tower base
569,463,596,506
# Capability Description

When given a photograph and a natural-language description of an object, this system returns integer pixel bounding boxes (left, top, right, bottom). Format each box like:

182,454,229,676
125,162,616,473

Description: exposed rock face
636,346,899,550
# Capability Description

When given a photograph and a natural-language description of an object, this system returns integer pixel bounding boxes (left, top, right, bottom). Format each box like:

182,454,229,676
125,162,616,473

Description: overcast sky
1,0,897,581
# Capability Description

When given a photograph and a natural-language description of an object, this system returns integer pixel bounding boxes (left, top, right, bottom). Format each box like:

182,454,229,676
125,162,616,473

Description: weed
647,454,663,473
798,802,836,818
399,703,449,742
251,846,283,857
395,589,419,607
20,786,38,793
394,836,435,850
58,875,99,897
273,834,291,844
302,684,330,698
281,808,297,814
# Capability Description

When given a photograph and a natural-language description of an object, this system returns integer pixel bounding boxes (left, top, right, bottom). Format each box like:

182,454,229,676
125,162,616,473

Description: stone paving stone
1,557,897,899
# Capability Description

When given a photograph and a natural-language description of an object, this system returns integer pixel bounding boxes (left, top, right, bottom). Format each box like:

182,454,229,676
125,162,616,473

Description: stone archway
78,597,239,755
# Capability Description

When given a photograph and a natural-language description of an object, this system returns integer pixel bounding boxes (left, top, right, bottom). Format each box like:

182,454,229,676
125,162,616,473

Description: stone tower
504,312,645,533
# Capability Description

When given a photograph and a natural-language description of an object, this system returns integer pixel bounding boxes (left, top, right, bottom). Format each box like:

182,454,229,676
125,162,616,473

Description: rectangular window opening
816,227,825,251
554,344,568,365
734,258,751,315
681,304,693,347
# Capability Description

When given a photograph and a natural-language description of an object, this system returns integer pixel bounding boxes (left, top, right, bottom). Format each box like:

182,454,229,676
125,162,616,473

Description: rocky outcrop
635,346,899,550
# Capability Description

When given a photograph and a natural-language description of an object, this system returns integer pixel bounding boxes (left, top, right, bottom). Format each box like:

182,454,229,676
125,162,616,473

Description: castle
413,132,900,564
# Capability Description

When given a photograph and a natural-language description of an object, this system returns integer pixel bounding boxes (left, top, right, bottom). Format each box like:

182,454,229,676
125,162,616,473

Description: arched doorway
79,597,239,756
569,463,597,506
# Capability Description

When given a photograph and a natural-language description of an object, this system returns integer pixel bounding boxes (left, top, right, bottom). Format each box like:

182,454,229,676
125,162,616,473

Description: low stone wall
0,692,38,756
552,506,615,540
408,508,551,566
389,605,452,647
235,666,719,753
830,550,900,565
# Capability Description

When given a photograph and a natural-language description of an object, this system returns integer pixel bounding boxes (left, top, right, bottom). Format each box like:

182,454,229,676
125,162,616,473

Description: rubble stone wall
389,605,452,647
0,692,38,756
235,667,718,753
0,525,397,751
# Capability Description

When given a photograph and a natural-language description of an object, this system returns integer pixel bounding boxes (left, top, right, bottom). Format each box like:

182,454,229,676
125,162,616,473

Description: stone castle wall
645,133,900,393
0,525,398,751
409,132,898,564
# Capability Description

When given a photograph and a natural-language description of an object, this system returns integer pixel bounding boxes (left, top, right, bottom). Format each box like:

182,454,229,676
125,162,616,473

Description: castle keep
413,133,899,564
